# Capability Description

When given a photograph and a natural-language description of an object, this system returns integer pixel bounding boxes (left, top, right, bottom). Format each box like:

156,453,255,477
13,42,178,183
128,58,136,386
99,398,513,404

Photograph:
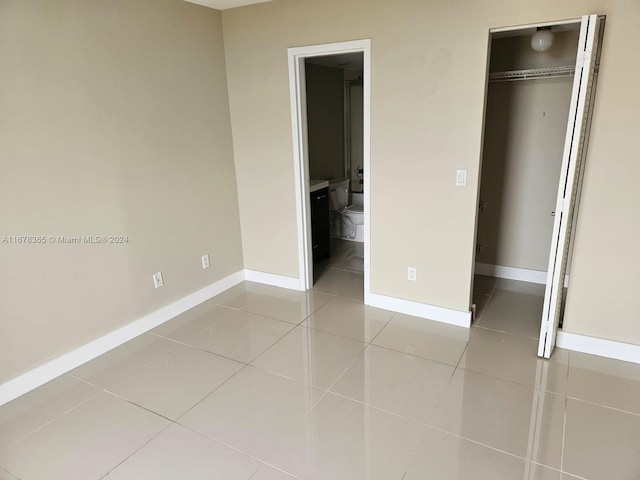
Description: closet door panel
538,14,601,358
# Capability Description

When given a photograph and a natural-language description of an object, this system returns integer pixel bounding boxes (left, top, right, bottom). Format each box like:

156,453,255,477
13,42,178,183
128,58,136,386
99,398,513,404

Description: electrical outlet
201,254,210,269
153,271,164,289
407,267,417,282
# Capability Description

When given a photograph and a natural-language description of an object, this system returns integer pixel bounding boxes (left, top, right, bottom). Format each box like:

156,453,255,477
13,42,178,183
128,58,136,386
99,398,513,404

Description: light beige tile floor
0,374,99,448
104,423,258,480
330,345,454,423
251,326,366,389
71,334,244,420
311,267,364,301
371,312,470,366
404,427,567,480
315,238,364,275
1,276,640,479
302,296,393,343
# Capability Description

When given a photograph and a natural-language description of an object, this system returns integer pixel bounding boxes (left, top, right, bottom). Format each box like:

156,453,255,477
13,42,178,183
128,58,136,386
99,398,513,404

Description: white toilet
328,178,365,242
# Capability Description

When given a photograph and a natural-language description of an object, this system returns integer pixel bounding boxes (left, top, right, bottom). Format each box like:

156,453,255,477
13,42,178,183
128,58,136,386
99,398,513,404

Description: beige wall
477,32,578,271
305,63,345,182
223,0,640,345
0,0,243,383
348,82,364,194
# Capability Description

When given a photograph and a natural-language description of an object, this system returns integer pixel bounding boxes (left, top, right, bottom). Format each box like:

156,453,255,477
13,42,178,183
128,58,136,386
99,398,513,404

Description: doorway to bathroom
288,40,371,299
471,15,604,359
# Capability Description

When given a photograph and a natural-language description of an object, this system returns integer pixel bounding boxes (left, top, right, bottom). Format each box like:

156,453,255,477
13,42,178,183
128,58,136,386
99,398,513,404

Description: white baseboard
366,292,471,328
556,330,640,365
475,262,547,284
0,271,245,407
474,262,570,288
243,269,303,291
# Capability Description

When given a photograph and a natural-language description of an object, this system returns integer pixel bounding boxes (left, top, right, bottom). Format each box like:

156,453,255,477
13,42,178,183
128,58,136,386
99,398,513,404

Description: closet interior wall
476,30,580,276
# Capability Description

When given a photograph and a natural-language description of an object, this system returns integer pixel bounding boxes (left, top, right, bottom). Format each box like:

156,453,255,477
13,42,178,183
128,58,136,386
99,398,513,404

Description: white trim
556,330,640,365
474,262,570,287
243,269,303,291
0,271,245,407
288,51,312,290
367,293,471,328
288,39,372,302
490,17,581,33
475,262,547,284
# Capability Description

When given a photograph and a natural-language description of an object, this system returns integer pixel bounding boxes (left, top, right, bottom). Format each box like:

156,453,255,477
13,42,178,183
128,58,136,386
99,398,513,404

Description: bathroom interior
473,22,590,335
305,52,365,285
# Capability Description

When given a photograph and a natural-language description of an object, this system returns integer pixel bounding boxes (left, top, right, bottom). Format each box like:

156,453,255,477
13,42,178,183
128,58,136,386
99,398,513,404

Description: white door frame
288,39,371,296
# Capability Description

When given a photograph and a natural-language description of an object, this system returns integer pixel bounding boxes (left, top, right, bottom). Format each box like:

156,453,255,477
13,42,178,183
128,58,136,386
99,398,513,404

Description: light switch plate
407,267,417,282
456,170,467,186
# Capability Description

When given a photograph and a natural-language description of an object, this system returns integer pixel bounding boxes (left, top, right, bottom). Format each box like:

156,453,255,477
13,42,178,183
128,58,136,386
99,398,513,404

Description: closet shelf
489,65,575,82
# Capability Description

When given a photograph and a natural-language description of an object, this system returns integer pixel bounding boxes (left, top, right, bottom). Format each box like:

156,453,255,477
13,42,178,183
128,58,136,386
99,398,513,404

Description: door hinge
577,50,592,69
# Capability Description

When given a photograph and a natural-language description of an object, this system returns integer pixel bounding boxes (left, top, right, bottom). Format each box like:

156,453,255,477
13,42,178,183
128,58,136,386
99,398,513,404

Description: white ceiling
184,0,273,10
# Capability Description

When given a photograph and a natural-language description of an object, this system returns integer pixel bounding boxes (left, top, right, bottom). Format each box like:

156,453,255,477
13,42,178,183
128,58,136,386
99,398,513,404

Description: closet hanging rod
489,65,575,82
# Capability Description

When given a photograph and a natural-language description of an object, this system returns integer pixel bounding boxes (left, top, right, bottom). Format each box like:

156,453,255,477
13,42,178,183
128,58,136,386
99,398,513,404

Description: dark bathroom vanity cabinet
310,186,330,262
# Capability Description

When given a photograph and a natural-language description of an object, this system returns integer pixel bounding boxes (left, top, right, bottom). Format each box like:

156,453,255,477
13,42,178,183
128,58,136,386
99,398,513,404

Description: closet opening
471,15,605,358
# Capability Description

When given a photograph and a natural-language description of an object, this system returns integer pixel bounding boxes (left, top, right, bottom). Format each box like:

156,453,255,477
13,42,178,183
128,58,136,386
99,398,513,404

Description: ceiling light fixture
531,27,554,52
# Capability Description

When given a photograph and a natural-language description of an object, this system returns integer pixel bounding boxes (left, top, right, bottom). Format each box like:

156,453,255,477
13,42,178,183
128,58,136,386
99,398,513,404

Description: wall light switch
456,170,467,186
407,267,417,282
201,254,210,269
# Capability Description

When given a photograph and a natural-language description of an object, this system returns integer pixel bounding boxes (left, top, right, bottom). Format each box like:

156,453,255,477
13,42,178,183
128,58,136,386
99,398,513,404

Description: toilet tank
328,178,349,211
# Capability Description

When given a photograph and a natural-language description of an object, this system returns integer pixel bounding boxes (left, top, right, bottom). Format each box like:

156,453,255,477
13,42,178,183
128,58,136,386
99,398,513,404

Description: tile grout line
365,342,462,369
427,424,566,472
0,464,20,480
173,363,252,421
399,420,431,480
561,350,571,473
473,324,540,341
138,413,306,480
323,388,430,425
453,363,566,396
399,342,466,479
257,311,375,472
98,420,174,479
150,330,283,366
561,395,568,474
0,378,103,451
14,275,634,479
99,279,347,479
565,395,640,417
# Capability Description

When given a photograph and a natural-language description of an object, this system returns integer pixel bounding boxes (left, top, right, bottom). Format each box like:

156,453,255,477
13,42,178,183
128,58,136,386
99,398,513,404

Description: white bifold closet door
538,14,601,358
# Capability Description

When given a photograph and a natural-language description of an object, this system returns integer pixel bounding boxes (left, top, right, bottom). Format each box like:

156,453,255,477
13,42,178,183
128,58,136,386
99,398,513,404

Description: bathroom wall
476,31,579,272
305,62,345,181
348,80,364,193
0,0,243,383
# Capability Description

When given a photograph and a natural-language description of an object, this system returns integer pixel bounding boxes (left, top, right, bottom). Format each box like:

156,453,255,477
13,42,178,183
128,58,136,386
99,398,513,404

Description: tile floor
315,239,365,276
1,274,640,479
